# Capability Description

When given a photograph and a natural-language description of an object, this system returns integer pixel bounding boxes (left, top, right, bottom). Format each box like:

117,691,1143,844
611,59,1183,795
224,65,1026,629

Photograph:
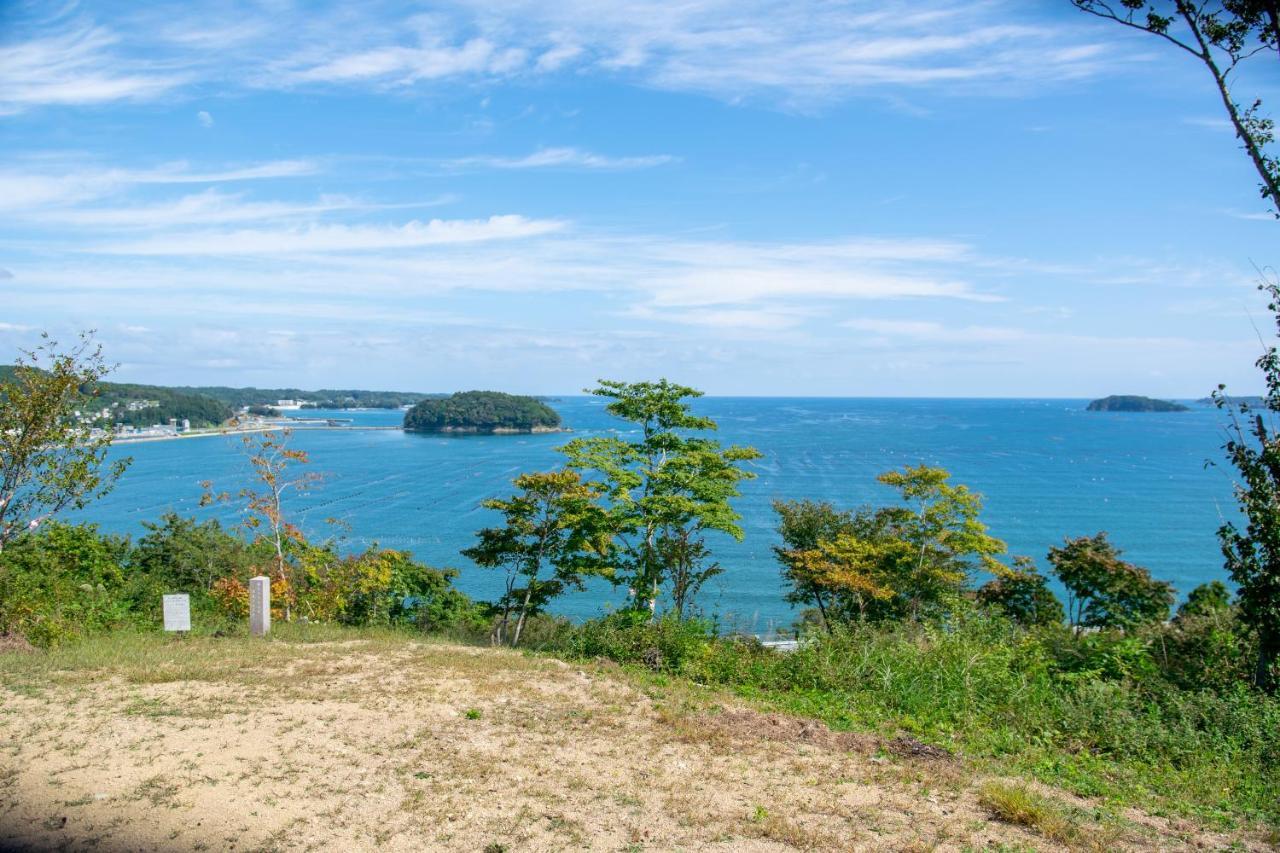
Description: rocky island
403,390,563,434
1086,395,1189,412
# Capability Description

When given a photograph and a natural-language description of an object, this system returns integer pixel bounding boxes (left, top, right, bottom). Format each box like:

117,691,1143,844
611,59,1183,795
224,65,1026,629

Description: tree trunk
513,584,536,647
1180,6,1280,210
812,587,832,635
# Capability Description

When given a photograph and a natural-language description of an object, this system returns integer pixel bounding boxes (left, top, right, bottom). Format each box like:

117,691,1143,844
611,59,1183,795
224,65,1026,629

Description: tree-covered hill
403,391,562,433
1,366,233,428
94,383,233,427
1086,395,1189,412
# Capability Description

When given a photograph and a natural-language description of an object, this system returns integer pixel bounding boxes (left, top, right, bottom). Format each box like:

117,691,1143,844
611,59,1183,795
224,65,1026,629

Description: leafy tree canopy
561,379,761,617
1049,532,1175,628
977,556,1066,627
0,334,130,551
463,469,610,645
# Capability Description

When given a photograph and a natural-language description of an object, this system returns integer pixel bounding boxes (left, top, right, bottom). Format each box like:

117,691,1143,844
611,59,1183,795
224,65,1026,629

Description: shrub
556,611,716,671
0,522,132,645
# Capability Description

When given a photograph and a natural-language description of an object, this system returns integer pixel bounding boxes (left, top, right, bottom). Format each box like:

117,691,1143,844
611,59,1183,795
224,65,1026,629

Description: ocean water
75,397,1240,630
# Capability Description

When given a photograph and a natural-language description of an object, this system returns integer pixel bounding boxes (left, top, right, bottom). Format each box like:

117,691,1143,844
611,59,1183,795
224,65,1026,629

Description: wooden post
249,576,271,636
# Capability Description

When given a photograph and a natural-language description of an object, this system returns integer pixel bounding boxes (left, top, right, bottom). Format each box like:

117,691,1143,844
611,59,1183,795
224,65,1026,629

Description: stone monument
249,575,271,636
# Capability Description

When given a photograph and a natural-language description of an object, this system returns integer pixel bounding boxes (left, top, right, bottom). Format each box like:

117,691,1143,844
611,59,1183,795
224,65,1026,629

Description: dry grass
0,628,1269,852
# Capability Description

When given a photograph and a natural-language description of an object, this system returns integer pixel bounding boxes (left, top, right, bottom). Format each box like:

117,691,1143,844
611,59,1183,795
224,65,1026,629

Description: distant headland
403,391,563,434
1086,395,1189,413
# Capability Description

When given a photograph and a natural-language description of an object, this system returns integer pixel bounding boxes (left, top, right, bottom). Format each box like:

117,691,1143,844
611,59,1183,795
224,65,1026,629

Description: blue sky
1,1,1276,396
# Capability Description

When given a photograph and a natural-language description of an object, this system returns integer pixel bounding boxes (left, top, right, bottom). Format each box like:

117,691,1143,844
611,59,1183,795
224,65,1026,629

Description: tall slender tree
463,469,609,645
201,427,319,621
561,379,761,618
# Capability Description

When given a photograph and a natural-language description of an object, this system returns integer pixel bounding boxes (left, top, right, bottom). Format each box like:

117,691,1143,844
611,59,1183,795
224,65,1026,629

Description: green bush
0,519,489,644
0,523,133,645
555,611,716,671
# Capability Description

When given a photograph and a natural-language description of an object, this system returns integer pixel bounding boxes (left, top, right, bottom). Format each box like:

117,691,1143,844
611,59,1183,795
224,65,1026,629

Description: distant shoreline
107,423,403,445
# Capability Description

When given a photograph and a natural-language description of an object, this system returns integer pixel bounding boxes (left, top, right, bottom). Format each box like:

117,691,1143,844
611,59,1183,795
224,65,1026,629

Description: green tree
778,466,1005,624
1178,579,1233,618
976,556,1066,627
560,379,761,618
0,333,129,552
1071,1,1279,214
131,513,257,593
772,499,859,631
1215,331,1280,688
463,469,609,645
1048,532,1175,628
873,465,1006,621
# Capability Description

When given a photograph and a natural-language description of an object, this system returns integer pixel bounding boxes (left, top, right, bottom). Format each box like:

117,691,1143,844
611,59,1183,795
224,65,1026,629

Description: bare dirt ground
0,636,1267,852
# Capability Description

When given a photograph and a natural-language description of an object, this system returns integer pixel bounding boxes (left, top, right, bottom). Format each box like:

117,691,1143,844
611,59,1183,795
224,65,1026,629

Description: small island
403,390,563,434
1086,395,1189,413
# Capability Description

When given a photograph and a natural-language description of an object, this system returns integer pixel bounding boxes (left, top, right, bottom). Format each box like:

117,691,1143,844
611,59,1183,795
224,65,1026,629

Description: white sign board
162,594,191,632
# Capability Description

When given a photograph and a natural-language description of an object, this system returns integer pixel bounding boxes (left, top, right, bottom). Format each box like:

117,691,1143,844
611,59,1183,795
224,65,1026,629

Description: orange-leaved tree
202,427,320,621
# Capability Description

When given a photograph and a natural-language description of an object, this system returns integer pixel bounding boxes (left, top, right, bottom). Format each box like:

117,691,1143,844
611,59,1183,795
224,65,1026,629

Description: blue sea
76,397,1240,631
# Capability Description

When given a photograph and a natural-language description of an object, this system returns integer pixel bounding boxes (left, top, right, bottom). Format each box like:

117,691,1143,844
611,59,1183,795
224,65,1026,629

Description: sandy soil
0,639,1265,852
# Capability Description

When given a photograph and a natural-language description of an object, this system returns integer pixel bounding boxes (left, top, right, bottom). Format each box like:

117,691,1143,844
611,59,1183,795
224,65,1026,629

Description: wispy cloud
281,37,526,85
843,317,1027,344
1182,116,1233,132
0,19,183,114
0,159,318,211
0,1,1129,113
93,215,566,255
17,188,455,229
448,147,676,170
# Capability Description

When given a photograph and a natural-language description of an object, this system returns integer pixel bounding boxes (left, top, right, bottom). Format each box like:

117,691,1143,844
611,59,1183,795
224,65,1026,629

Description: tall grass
542,612,1280,826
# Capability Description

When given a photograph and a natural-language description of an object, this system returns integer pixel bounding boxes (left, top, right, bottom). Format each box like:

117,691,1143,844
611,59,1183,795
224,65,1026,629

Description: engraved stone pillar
249,575,271,636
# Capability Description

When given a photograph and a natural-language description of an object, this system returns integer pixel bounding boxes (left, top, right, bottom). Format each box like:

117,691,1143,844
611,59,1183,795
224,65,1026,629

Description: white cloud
94,215,566,255
0,20,183,114
196,110,213,127
0,1,1130,113
448,147,676,170
282,37,525,85
17,188,454,229
843,318,1027,343
0,159,318,211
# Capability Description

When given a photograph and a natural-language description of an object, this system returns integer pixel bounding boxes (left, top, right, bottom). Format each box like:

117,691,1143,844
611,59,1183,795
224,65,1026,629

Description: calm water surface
76,397,1239,630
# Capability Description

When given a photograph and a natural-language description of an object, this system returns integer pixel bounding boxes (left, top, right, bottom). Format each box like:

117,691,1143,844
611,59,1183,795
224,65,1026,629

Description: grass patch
978,782,1081,845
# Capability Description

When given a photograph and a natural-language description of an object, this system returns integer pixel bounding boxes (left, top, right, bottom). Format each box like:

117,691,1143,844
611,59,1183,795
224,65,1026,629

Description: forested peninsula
403,391,562,433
